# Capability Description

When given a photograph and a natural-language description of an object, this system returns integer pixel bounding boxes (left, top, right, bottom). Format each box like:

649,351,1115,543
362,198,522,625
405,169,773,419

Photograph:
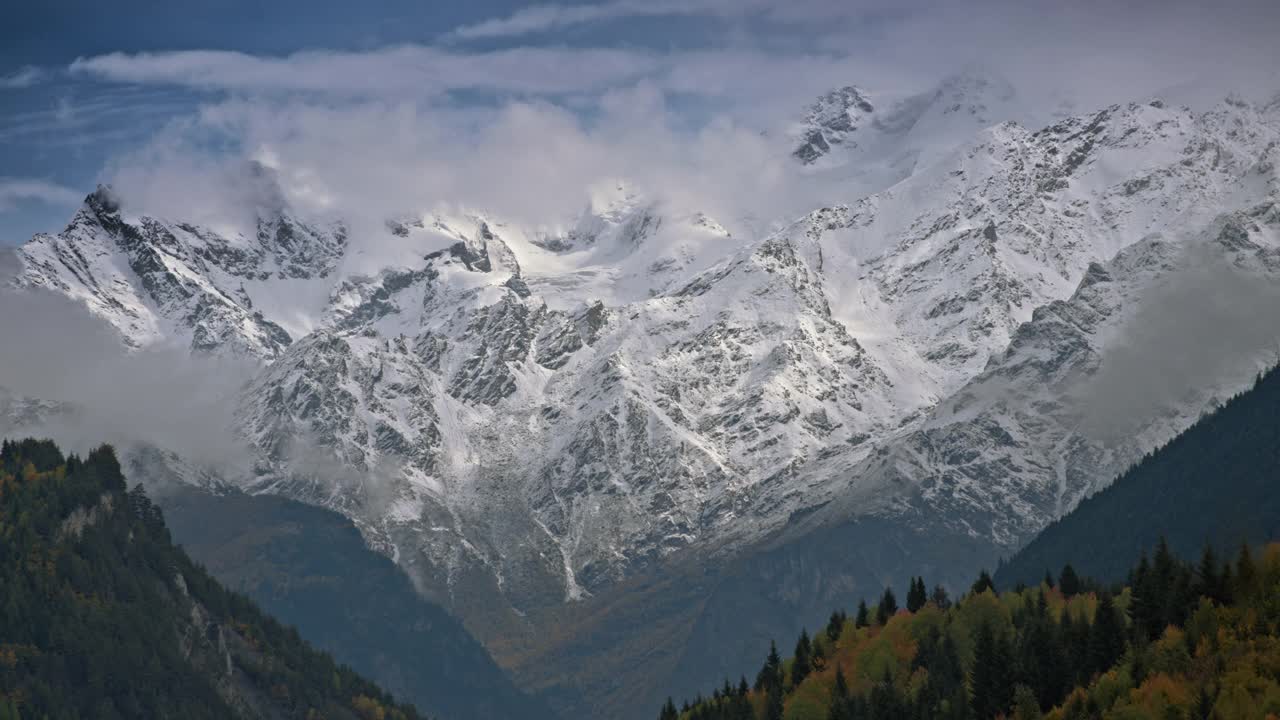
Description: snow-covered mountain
7,78,1280,650
788,72,1027,191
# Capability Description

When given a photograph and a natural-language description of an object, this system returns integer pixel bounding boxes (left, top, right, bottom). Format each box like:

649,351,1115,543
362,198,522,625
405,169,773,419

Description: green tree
1234,542,1257,599
828,665,850,720
1059,564,1082,597
970,621,1013,719
907,577,928,613
854,600,870,629
1195,543,1220,602
791,630,812,687
826,610,846,643
970,570,996,596
1088,592,1126,676
875,587,898,626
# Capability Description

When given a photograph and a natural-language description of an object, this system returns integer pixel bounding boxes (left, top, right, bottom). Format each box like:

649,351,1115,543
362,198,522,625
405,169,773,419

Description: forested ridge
662,539,1280,719
996,364,1280,588
0,438,422,720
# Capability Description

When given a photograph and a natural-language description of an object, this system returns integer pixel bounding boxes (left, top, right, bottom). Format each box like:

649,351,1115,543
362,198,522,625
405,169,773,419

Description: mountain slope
995,363,1280,588
157,485,559,720
0,438,419,720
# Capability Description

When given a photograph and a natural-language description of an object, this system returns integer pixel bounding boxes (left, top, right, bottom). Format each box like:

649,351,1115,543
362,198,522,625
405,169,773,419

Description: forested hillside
0,438,420,720
662,540,1280,719
995,364,1280,588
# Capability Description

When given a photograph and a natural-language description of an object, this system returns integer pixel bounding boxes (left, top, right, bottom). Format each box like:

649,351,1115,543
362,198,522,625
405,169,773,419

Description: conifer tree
1011,685,1039,720
1088,592,1126,676
1059,564,1082,597
1129,553,1160,642
765,683,783,720
658,697,678,720
970,621,1013,718
828,665,850,720
826,610,846,643
854,599,870,628
791,630,812,687
1196,543,1220,602
970,570,996,595
1235,542,1257,599
931,584,952,610
907,576,927,612
755,640,783,691
876,587,898,625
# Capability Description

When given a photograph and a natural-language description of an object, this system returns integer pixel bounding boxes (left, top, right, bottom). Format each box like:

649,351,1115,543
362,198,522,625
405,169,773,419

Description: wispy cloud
70,46,664,97
0,66,45,89
0,178,82,212
441,0,918,42
444,0,722,41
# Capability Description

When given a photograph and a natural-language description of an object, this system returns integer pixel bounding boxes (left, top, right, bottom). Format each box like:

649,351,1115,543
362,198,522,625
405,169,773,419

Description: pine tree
970,621,1013,719
1195,543,1220,602
658,697,678,720
765,684,784,720
855,599,870,628
1059,564,1082,597
1235,543,1257,600
1087,592,1126,676
876,587,898,625
869,668,904,719
1043,570,1055,589
907,576,928,613
828,665,850,720
826,610,846,643
791,630,812,687
1011,685,1040,720
1129,553,1160,642
970,570,996,596
930,584,952,610
755,640,783,691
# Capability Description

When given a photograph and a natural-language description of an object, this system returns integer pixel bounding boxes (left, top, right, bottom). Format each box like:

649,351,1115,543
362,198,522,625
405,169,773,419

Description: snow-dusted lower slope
8,89,1280,617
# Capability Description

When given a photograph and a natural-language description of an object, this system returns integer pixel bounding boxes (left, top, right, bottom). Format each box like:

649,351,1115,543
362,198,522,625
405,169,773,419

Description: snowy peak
14,185,348,358
788,71,1026,178
791,86,877,164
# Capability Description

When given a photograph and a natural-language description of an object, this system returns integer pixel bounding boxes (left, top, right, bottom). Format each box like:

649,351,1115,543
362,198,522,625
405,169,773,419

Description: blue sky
2,0,1276,246
1,1,533,243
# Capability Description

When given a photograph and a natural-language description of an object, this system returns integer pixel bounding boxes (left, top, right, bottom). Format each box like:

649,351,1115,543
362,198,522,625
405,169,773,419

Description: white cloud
0,66,45,89
70,46,664,97
441,0,925,42
0,178,82,211
101,91,807,250
56,0,1280,261
445,0,722,41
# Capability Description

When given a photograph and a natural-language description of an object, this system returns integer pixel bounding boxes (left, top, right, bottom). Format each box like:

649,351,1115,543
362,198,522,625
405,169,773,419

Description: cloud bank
21,0,1280,257
0,285,256,470
0,178,81,211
